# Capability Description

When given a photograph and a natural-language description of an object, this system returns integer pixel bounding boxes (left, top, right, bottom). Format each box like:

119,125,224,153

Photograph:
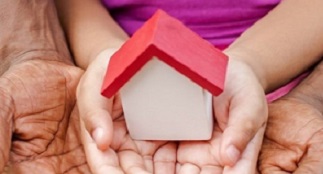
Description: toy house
101,10,228,140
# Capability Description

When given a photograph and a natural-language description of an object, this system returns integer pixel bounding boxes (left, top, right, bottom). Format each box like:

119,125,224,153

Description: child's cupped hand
213,58,268,167
77,49,177,174
76,48,268,173
177,58,267,174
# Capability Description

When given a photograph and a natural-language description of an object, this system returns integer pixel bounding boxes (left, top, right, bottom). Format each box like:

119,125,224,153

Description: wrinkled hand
0,0,92,173
176,59,267,174
259,92,323,173
0,59,90,174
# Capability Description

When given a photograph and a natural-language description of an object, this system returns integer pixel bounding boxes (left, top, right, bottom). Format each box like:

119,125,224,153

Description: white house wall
120,57,213,140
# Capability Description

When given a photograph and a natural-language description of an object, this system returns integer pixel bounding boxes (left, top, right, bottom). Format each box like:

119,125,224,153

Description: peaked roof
102,10,228,98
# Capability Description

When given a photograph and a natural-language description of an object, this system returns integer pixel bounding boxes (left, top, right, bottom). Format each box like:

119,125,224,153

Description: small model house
102,10,228,140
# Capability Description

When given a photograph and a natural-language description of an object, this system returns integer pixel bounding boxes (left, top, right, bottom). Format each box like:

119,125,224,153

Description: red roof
101,10,228,98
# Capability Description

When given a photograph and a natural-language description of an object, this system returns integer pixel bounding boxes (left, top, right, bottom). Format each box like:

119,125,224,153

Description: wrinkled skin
259,62,323,174
259,97,323,174
0,59,90,174
0,0,91,173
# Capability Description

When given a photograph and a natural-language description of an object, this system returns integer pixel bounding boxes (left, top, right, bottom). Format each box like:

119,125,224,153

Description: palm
177,125,223,173
177,123,262,174
113,116,177,173
82,95,177,174
259,98,323,174
81,57,266,174
0,60,90,174
84,108,261,174
177,59,266,174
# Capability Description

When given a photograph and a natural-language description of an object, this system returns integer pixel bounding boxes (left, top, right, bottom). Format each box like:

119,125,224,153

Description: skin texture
0,1,90,173
2,0,322,174
0,60,89,174
259,61,323,173
55,0,323,172
81,97,264,174
78,49,266,174
80,94,178,174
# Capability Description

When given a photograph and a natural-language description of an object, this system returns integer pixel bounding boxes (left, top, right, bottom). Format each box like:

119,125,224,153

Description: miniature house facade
102,10,228,140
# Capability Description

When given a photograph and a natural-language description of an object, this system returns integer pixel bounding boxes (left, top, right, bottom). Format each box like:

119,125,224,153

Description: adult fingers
0,82,14,172
259,137,298,174
294,137,323,174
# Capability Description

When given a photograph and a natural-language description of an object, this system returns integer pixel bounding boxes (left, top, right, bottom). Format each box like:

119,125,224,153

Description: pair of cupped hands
1,46,323,174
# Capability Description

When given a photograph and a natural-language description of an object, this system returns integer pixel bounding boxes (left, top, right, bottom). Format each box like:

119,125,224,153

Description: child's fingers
80,119,124,174
219,93,267,167
223,126,265,174
77,60,114,151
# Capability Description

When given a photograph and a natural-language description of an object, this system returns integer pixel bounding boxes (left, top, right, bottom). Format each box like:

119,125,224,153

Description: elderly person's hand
259,61,323,174
0,60,88,174
0,1,89,173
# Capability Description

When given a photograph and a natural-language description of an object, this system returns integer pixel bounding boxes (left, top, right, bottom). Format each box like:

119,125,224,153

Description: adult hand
0,59,90,174
259,62,323,174
176,58,267,173
260,98,323,174
0,0,90,173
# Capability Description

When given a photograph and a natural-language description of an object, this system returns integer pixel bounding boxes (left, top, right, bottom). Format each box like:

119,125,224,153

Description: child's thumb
79,104,114,151
77,70,114,151
220,102,267,166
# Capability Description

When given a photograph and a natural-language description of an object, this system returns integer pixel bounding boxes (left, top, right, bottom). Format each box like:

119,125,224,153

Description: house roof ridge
101,10,228,98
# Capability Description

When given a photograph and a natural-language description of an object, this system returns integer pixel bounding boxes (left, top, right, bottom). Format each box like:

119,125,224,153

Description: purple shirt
101,0,305,102
102,0,280,49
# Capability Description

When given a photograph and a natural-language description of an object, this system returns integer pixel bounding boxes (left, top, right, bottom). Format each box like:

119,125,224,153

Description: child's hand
77,49,177,174
77,48,267,173
175,58,267,173
213,58,268,166
77,49,119,151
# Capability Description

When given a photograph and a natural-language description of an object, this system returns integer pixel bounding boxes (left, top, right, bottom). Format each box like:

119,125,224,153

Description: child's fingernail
226,145,240,164
92,127,104,144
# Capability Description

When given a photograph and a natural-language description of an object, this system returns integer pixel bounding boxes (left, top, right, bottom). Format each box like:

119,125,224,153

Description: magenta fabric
101,0,301,102
102,0,280,48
